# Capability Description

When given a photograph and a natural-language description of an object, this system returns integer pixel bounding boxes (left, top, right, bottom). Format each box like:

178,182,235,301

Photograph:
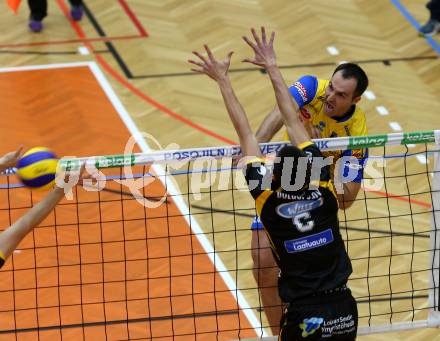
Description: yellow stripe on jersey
297,141,314,151
0,250,5,268
255,190,273,217
245,157,267,165
263,229,280,261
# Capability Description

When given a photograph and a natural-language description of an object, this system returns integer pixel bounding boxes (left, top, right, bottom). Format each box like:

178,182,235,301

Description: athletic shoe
419,19,440,36
70,6,83,21
29,20,43,33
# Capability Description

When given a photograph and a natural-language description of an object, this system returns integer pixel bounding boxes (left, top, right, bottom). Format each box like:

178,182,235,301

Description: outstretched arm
0,187,65,261
255,105,283,143
242,27,310,146
189,45,262,158
0,165,87,265
0,147,23,173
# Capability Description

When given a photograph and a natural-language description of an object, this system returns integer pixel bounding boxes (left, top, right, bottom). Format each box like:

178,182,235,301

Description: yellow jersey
286,76,368,182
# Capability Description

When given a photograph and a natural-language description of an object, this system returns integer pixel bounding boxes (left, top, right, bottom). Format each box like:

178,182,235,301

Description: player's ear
352,95,361,104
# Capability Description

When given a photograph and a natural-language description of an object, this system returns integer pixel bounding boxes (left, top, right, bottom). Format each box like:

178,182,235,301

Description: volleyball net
0,130,439,340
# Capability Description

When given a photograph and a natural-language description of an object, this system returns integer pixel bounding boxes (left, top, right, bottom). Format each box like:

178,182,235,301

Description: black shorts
280,288,358,341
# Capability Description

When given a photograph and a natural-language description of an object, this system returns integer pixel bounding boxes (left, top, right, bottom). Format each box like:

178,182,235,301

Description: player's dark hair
333,63,369,98
272,145,311,192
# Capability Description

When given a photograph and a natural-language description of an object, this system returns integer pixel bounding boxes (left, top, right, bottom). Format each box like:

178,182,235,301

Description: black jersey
244,141,352,302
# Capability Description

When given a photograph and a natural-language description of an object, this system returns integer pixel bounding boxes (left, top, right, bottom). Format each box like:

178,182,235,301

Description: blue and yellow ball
16,147,58,190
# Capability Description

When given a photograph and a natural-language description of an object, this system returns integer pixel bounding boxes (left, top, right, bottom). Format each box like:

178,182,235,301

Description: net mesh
0,140,439,340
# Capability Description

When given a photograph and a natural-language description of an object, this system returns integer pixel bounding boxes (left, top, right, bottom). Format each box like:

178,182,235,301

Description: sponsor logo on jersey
294,81,308,103
300,108,312,120
299,317,324,338
322,314,355,336
276,198,323,218
284,228,334,253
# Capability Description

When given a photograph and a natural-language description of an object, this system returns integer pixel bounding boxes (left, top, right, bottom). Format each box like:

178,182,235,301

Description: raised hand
0,146,23,170
188,44,233,81
242,27,276,68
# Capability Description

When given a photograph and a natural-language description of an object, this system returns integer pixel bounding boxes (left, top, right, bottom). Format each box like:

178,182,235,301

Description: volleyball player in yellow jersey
252,63,369,334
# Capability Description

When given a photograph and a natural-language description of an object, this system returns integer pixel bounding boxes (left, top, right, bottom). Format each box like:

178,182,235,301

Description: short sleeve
244,160,273,200
288,75,318,108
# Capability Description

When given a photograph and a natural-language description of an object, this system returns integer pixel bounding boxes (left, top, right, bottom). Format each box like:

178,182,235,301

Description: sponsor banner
284,228,334,253
57,130,439,169
402,131,435,145
348,134,388,149
94,155,135,168
59,158,81,171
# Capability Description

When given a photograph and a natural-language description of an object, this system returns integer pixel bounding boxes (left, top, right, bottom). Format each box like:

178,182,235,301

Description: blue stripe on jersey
20,173,55,188
288,75,318,108
18,151,57,168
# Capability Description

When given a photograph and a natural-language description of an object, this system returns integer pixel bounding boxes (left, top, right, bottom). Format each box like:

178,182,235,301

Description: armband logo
294,81,308,103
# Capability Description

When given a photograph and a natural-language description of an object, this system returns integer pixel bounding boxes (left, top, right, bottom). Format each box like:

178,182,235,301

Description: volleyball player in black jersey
189,27,357,340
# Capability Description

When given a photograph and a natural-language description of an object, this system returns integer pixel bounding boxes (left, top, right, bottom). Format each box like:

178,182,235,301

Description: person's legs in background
420,0,440,36
28,0,46,32
68,0,83,21
28,0,83,33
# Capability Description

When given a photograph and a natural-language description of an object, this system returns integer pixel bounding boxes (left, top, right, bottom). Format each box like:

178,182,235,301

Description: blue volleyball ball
16,147,58,190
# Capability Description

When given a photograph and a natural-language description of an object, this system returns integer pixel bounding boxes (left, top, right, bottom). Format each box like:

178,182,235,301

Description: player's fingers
204,44,215,62
14,145,24,157
269,31,275,46
242,58,261,67
226,51,234,63
188,59,204,67
251,27,262,46
261,26,266,44
190,68,206,75
192,51,208,64
242,36,257,50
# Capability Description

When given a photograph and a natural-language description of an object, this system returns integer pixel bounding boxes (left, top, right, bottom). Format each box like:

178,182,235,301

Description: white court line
87,62,267,337
389,122,402,131
0,61,92,73
376,106,389,116
78,46,90,55
416,154,429,164
326,46,339,55
364,90,376,100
